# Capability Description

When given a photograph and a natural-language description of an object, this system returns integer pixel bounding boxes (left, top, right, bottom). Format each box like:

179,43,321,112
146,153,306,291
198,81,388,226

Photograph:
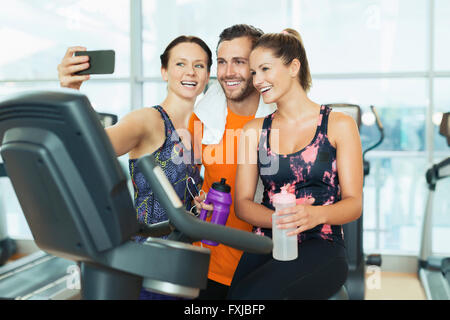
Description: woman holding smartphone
57,35,212,299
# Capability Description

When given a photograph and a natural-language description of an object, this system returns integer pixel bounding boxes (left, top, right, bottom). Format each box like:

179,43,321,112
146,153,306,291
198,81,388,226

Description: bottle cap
211,178,231,193
272,187,296,205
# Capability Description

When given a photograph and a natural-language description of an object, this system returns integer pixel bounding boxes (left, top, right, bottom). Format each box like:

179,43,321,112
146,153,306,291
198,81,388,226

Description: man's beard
219,77,256,102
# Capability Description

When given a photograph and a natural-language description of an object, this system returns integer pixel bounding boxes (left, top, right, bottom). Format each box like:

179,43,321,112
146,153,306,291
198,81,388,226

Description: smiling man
217,37,259,107
189,24,276,300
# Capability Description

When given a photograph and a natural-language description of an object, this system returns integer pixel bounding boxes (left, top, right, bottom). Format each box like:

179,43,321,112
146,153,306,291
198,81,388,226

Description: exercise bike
418,111,450,300
0,111,126,300
0,90,272,299
326,104,383,300
0,162,17,266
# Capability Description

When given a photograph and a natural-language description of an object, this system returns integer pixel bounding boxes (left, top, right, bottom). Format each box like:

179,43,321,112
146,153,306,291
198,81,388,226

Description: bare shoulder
329,110,358,128
122,107,162,125
328,110,360,147
243,117,265,131
119,107,165,143
240,117,266,151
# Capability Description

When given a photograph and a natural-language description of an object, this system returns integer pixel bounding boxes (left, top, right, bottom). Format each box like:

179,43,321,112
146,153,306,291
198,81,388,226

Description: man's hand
57,46,90,90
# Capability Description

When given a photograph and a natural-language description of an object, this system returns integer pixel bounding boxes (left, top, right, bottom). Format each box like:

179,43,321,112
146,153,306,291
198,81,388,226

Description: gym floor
364,272,426,300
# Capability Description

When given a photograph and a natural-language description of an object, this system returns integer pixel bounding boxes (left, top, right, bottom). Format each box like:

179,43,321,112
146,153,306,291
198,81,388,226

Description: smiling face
216,36,257,102
161,42,210,101
249,47,300,105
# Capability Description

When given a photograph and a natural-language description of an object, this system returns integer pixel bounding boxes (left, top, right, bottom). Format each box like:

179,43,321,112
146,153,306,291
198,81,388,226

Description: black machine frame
0,91,387,300
0,90,272,299
325,103,383,300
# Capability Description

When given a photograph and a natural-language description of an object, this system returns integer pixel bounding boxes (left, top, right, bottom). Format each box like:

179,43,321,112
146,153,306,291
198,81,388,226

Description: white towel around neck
194,81,277,145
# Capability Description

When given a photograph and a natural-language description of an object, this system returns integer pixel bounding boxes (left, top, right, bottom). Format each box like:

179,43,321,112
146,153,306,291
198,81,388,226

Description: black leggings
228,238,348,300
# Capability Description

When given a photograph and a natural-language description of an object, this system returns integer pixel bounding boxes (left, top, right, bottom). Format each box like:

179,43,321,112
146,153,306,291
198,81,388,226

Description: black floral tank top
256,105,344,245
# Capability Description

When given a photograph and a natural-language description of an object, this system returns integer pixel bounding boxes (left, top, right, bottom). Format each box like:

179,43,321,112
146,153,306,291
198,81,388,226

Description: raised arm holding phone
57,37,212,300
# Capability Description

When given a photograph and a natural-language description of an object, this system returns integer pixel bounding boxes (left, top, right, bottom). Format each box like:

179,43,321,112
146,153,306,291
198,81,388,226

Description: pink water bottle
272,188,298,261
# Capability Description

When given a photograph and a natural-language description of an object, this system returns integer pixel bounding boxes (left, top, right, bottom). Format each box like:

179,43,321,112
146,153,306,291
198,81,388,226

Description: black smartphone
74,50,115,75
187,177,200,196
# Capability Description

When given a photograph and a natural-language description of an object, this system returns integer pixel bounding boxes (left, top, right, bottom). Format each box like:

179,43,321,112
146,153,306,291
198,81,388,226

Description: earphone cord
186,176,205,217
186,176,206,248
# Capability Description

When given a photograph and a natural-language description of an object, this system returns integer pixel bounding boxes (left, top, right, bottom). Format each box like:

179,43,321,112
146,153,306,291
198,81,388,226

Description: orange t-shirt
188,108,255,286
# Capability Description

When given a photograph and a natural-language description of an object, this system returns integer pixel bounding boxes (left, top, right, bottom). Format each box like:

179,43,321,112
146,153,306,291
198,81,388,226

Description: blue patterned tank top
129,105,201,230
257,105,344,245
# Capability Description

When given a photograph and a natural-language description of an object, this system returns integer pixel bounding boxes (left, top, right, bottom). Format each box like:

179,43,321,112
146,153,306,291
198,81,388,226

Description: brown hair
160,35,213,72
217,24,264,52
253,28,312,92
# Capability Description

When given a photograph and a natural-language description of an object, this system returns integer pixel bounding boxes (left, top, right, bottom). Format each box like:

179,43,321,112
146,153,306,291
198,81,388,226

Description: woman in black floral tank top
229,29,363,300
